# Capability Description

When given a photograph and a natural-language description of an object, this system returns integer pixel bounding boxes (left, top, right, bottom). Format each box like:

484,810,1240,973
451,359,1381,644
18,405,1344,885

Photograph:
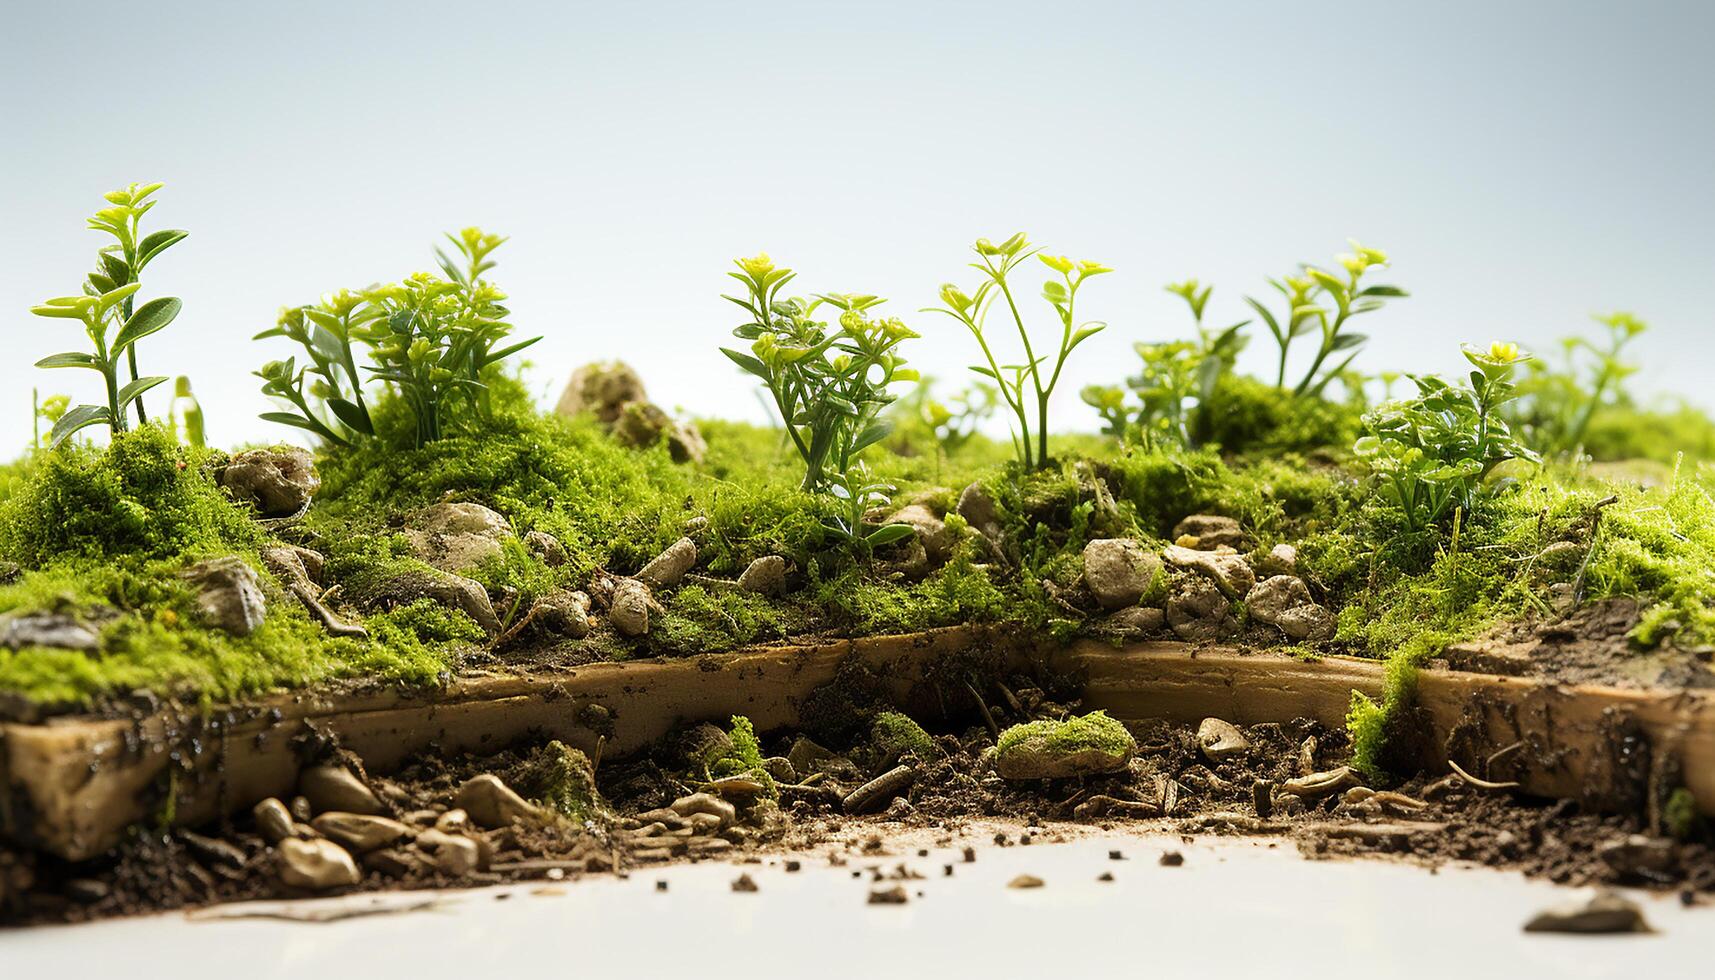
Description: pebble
253,798,297,844
1523,888,1651,934
738,555,788,595
868,885,909,904
1197,717,1251,762
1160,851,1185,867
637,537,697,588
1082,538,1163,610
298,765,385,816
310,812,411,854
278,838,361,891
1007,874,1045,889
455,774,542,828
670,792,738,830
416,829,482,875
731,873,759,893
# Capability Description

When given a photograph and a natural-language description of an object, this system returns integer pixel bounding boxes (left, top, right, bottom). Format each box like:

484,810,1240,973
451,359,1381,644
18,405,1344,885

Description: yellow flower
1488,341,1520,363
735,253,775,279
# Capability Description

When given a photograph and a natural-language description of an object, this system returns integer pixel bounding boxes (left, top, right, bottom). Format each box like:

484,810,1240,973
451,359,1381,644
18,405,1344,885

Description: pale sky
3,1,1711,450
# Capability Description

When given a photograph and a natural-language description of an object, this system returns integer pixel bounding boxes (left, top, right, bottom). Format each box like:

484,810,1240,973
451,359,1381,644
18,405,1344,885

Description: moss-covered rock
994,711,1135,780
870,710,935,765
507,740,610,824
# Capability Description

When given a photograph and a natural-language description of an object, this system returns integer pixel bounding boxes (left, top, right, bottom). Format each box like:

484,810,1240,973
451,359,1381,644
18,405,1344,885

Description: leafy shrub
1355,342,1538,531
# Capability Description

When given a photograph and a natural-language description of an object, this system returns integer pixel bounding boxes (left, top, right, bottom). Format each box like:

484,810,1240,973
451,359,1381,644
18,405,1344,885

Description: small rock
455,774,542,828
957,482,1003,543
843,766,918,814
180,557,267,635
0,612,100,652
869,884,910,904
786,736,834,775
1097,871,1115,882
310,812,411,854
1172,515,1245,550
1197,718,1251,762
435,809,471,834
1104,605,1165,637
259,543,326,587
638,537,697,588
405,501,512,572
731,873,759,892
1083,538,1163,610
889,504,952,565
994,712,1136,780
1159,851,1185,867
523,530,568,567
1245,575,1335,641
612,400,706,464
1598,835,1676,878
676,722,737,770
1164,544,1256,597
738,555,788,595
670,792,738,830
531,589,592,638
609,578,657,636
298,766,385,816
1167,576,1234,641
221,446,320,516
179,830,246,867
277,838,360,890
361,848,421,877
1254,543,1298,578
1007,874,1044,889
685,812,724,835
290,796,314,822
364,568,502,634
1281,766,1364,800
1523,888,1651,934
65,878,110,903
556,361,648,423
416,829,482,875
762,756,799,784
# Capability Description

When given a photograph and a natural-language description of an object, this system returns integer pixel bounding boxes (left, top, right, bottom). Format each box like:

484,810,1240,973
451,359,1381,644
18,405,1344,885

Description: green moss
870,710,935,763
507,740,609,823
996,710,1133,756
1664,787,1702,842
1196,375,1364,456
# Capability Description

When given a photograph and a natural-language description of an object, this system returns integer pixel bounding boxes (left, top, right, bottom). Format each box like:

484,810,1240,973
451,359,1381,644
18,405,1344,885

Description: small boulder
298,765,385,816
609,578,658,637
415,829,483,875
612,400,706,464
1197,718,1250,762
1245,575,1335,641
252,797,297,844
277,838,360,891
956,482,1003,543
888,504,952,565
1172,514,1245,550
454,774,542,828
0,612,100,652
1167,576,1234,641
524,530,568,567
1163,544,1256,598
737,555,787,595
405,501,513,573
310,812,411,854
670,792,738,830
1083,538,1162,610
221,446,320,517
1523,888,1651,934
180,557,267,635
1253,543,1298,578
994,712,1136,780
637,537,697,588
555,361,649,424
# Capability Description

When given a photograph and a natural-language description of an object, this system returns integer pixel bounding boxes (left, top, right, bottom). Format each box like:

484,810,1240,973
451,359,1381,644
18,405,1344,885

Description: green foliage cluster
1505,313,1646,458
256,228,539,449
29,182,187,446
929,233,1109,469
995,710,1133,756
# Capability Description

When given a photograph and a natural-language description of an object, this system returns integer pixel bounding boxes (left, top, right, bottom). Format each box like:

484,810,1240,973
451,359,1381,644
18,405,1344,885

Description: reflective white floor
3,832,1704,979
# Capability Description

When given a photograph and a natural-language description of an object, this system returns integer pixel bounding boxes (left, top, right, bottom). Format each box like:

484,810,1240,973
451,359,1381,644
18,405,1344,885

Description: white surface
2,833,1704,979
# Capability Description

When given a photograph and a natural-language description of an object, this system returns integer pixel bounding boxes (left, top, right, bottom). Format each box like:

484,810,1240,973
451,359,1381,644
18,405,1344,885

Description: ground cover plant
3,186,1715,802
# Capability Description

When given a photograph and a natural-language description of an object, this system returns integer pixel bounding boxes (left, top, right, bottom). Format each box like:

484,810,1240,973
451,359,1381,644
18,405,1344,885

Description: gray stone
406,501,512,573
889,504,952,565
524,530,568,567
298,765,385,816
454,774,541,828
738,555,788,595
1197,718,1251,762
221,446,320,516
1172,514,1245,549
1082,538,1162,610
1163,544,1256,597
956,482,1003,543
310,812,411,854
1246,575,1334,641
532,589,591,638
277,837,360,891
638,536,697,588
0,612,100,652
612,400,706,464
1597,835,1676,878
555,361,649,424
670,792,737,830
1167,576,1234,641
415,829,482,875
609,578,657,637
1253,543,1298,578
365,569,501,634
1523,888,1651,934
180,557,267,635
1104,606,1165,637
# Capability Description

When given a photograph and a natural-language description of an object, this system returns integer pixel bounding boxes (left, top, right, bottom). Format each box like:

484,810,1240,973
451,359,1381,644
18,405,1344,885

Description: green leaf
35,351,102,370
114,296,182,352
49,404,112,447
864,523,917,547
117,375,169,409
260,411,322,432
850,421,893,455
326,397,373,435
721,347,770,379
136,229,188,270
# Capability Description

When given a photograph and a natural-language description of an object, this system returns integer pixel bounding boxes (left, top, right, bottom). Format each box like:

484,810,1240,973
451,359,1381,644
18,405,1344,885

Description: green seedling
1245,241,1404,397
1507,312,1647,456
1355,341,1539,530
29,182,187,446
928,233,1109,469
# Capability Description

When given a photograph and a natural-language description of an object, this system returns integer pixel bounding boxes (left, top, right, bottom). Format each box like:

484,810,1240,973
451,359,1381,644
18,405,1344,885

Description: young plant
928,233,1109,469
257,228,537,448
1355,342,1539,531
1165,279,1249,411
1245,242,1404,397
28,182,187,446
721,254,919,493
1506,312,1647,456
822,462,917,552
